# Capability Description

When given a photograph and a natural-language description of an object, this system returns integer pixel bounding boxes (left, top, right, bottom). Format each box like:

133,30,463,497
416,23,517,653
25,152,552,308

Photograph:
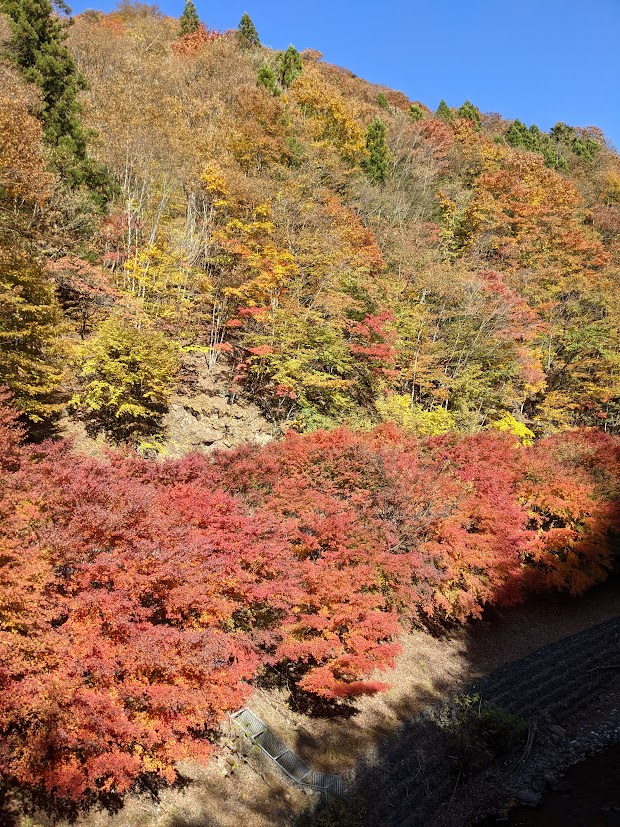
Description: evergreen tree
549,122,575,145
505,119,529,148
435,99,452,121
0,0,114,204
362,117,391,185
457,99,481,130
540,136,567,171
275,45,302,88
506,120,568,171
408,103,424,121
572,136,600,162
1,0,85,149
551,122,600,162
178,0,200,36
238,12,260,48
526,124,543,152
257,63,279,96
376,92,389,110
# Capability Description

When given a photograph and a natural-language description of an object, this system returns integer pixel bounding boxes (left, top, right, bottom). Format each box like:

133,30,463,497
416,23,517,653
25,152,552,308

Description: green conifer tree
1,0,86,151
376,92,389,109
526,124,543,151
551,122,599,162
505,119,529,148
0,0,114,204
549,122,575,145
572,136,600,162
178,0,200,36
257,63,279,96
275,45,302,88
238,12,260,48
506,120,568,171
362,117,391,185
408,103,424,121
457,99,481,130
435,99,452,121
540,137,567,171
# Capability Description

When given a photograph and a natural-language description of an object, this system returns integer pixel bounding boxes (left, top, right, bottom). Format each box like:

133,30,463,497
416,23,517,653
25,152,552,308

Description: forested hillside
2,0,620,441
0,0,619,813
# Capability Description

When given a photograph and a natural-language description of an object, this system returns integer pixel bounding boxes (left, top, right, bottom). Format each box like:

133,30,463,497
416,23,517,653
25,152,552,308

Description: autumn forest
0,0,619,810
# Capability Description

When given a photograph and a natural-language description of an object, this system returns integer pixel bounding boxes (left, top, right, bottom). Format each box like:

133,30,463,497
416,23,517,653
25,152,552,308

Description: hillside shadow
289,575,620,827
266,569,616,779
0,784,19,827
0,770,190,827
301,636,619,827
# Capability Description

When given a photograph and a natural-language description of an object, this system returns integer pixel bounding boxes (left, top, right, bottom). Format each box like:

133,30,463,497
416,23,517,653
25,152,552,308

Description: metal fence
230,707,346,798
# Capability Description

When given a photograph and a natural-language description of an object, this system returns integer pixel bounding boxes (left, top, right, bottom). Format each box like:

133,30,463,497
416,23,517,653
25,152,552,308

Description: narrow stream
480,742,620,826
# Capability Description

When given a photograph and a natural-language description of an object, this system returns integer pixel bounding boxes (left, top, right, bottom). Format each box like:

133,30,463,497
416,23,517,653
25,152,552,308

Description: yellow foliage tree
291,65,366,164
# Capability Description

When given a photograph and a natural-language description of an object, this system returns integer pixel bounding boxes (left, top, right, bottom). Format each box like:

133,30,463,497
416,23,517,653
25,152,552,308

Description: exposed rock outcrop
161,353,280,457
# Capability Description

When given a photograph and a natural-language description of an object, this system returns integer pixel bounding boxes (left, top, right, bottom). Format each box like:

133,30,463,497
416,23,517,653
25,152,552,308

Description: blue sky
70,0,620,149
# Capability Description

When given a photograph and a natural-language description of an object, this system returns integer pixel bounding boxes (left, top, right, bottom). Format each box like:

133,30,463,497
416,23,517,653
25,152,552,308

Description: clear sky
69,0,620,150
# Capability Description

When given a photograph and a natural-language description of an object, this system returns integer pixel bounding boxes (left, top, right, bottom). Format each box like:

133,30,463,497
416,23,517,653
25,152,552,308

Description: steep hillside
2,1,620,447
